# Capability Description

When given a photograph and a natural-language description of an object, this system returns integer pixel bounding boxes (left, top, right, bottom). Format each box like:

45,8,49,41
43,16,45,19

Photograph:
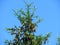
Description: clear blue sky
0,0,60,45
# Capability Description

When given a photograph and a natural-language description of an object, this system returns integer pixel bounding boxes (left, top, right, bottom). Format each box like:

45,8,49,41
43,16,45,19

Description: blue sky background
0,0,60,45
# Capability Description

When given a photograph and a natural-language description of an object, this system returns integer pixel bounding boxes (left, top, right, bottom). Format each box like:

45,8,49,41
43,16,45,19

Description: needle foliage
5,1,50,45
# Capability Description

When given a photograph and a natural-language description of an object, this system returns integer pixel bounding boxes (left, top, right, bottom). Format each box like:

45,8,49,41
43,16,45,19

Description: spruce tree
5,1,50,45
57,37,60,45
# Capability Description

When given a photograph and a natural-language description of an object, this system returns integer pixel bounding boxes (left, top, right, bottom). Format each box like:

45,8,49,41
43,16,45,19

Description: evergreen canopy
5,1,50,45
